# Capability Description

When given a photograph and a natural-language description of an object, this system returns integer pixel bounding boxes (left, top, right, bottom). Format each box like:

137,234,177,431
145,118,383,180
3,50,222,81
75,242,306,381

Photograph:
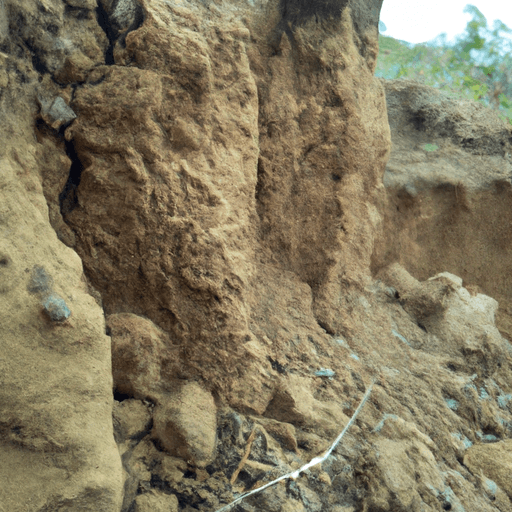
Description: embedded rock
38,96,77,130
42,291,72,321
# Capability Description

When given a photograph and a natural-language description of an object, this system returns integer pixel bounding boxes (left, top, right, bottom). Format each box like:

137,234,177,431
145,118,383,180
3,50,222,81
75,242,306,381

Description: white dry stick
214,380,375,512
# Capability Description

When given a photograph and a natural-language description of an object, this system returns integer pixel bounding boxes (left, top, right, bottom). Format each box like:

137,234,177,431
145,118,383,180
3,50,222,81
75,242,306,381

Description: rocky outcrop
58,0,389,407
3,0,512,511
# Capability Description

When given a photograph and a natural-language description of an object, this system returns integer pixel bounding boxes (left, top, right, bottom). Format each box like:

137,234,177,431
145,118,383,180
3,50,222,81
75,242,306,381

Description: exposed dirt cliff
2,0,512,511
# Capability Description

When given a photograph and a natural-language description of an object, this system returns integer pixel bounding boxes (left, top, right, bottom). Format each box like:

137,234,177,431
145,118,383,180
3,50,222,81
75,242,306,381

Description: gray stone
112,0,140,32
43,292,71,322
28,265,54,295
43,97,77,130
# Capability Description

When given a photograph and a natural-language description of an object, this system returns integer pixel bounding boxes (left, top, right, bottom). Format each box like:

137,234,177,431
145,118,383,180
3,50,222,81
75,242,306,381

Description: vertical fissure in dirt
59,139,84,216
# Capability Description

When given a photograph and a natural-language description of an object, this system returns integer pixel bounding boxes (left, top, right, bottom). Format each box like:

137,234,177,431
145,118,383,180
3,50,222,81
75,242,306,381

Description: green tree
376,5,512,125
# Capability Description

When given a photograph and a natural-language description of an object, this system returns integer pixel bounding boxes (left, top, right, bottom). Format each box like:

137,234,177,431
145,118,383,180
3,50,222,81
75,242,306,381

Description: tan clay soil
2,0,512,511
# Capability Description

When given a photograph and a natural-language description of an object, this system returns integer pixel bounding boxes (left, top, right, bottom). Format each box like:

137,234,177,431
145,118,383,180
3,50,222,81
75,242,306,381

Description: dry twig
230,427,258,485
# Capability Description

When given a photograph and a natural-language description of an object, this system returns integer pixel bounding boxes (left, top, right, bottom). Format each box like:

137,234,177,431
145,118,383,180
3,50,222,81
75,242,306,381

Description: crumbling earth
2,0,512,511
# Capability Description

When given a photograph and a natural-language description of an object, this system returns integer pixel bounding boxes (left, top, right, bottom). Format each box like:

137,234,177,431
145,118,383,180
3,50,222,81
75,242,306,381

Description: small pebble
43,293,71,322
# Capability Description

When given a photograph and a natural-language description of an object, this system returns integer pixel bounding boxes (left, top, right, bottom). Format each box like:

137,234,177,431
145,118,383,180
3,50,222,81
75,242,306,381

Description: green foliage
376,5,512,126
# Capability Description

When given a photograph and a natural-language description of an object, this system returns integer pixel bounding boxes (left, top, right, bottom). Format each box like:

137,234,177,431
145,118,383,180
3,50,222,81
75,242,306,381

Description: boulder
152,381,217,467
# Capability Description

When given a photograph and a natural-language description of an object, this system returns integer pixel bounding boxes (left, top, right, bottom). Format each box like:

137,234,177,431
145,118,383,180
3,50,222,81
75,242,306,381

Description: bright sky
380,0,512,50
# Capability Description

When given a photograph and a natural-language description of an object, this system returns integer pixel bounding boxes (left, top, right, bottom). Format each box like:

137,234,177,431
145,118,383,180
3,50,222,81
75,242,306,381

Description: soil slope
2,0,512,511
